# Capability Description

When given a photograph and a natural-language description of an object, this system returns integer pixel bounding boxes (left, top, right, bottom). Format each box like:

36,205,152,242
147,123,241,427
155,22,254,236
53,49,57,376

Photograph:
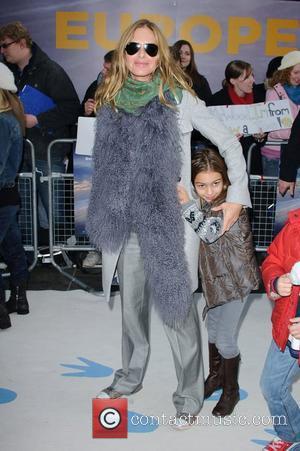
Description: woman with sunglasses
87,19,251,429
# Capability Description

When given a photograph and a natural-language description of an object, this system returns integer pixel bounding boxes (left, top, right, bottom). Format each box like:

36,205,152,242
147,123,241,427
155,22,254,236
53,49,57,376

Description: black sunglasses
0,40,18,49
125,42,158,57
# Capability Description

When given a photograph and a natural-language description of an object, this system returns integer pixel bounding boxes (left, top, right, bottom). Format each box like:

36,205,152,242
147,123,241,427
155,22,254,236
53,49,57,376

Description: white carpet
1,290,299,451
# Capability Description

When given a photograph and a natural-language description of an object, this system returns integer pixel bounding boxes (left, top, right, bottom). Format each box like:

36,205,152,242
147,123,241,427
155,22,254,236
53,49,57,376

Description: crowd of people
0,19,299,451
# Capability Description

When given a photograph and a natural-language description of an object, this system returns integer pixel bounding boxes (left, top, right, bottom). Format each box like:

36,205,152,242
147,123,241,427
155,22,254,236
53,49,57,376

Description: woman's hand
84,99,96,116
288,318,300,339
253,131,267,143
177,184,190,204
212,202,242,233
278,180,295,197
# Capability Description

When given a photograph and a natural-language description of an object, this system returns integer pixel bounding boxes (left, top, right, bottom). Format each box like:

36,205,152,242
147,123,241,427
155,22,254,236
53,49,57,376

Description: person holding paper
208,60,266,175
87,19,251,429
0,21,80,233
80,50,115,118
260,50,300,177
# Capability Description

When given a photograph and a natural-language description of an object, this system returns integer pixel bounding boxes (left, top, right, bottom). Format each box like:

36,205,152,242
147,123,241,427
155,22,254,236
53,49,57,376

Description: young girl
0,62,29,329
177,148,261,417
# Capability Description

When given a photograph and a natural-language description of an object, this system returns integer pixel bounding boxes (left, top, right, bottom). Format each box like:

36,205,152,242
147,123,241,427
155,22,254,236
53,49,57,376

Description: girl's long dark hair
192,148,230,203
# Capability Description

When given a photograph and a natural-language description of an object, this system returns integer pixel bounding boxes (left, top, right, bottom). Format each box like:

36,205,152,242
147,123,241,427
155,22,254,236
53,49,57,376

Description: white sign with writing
208,99,293,135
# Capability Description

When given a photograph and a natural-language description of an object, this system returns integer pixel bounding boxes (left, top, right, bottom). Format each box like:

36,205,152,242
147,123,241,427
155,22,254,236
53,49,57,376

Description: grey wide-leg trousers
109,233,204,415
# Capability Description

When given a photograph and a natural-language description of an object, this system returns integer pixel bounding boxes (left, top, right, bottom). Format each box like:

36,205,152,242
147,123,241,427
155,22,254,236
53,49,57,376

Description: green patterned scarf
115,73,182,113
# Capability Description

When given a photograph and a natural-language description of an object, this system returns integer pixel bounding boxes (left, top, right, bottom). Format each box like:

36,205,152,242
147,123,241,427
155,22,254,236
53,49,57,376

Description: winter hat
266,56,283,78
278,50,300,71
0,62,17,92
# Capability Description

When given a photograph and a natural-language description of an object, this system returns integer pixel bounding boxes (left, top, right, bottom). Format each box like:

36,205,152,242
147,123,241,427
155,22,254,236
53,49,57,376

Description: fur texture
87,97,192,327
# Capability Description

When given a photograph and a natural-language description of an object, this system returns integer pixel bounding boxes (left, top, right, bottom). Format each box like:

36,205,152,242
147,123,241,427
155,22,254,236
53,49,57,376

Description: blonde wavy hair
94,19,193,110
0,89,26,135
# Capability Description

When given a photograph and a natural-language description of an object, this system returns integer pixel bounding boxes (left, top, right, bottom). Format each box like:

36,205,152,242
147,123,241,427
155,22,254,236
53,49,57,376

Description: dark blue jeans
0,205,28,291
260,340,300,444
262,155,280,177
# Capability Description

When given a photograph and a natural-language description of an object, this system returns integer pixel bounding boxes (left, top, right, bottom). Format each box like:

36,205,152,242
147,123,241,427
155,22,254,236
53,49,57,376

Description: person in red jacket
260,208,300,451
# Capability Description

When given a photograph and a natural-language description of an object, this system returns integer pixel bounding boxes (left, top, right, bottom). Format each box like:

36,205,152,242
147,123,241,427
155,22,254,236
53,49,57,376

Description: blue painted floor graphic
60,358,158,433
59,360,254,434
60,357,113,377
0,388,17,404
128,411,159,433
0,373,270,442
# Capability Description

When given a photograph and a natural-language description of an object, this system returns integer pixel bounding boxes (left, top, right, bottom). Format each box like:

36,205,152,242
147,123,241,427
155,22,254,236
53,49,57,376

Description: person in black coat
278,111,300,197
171,40,212,103
80,50,115,117
0,21,80,232
171,40,212,152
255,56,283,99
208,60,266,175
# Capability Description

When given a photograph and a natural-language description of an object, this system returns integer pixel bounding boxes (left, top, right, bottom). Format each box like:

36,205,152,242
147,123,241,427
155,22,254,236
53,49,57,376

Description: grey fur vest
87,97,192,327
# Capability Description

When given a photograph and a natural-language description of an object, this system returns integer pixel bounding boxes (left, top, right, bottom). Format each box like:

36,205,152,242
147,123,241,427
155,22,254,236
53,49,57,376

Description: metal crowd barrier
46,139,99,292
19,139,39,269
1,139,38,278
1,136,286,290
249,175,277,251
247,140,288,252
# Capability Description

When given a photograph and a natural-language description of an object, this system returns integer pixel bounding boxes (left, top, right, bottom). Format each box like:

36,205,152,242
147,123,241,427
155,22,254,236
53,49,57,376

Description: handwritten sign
208,99,293,135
